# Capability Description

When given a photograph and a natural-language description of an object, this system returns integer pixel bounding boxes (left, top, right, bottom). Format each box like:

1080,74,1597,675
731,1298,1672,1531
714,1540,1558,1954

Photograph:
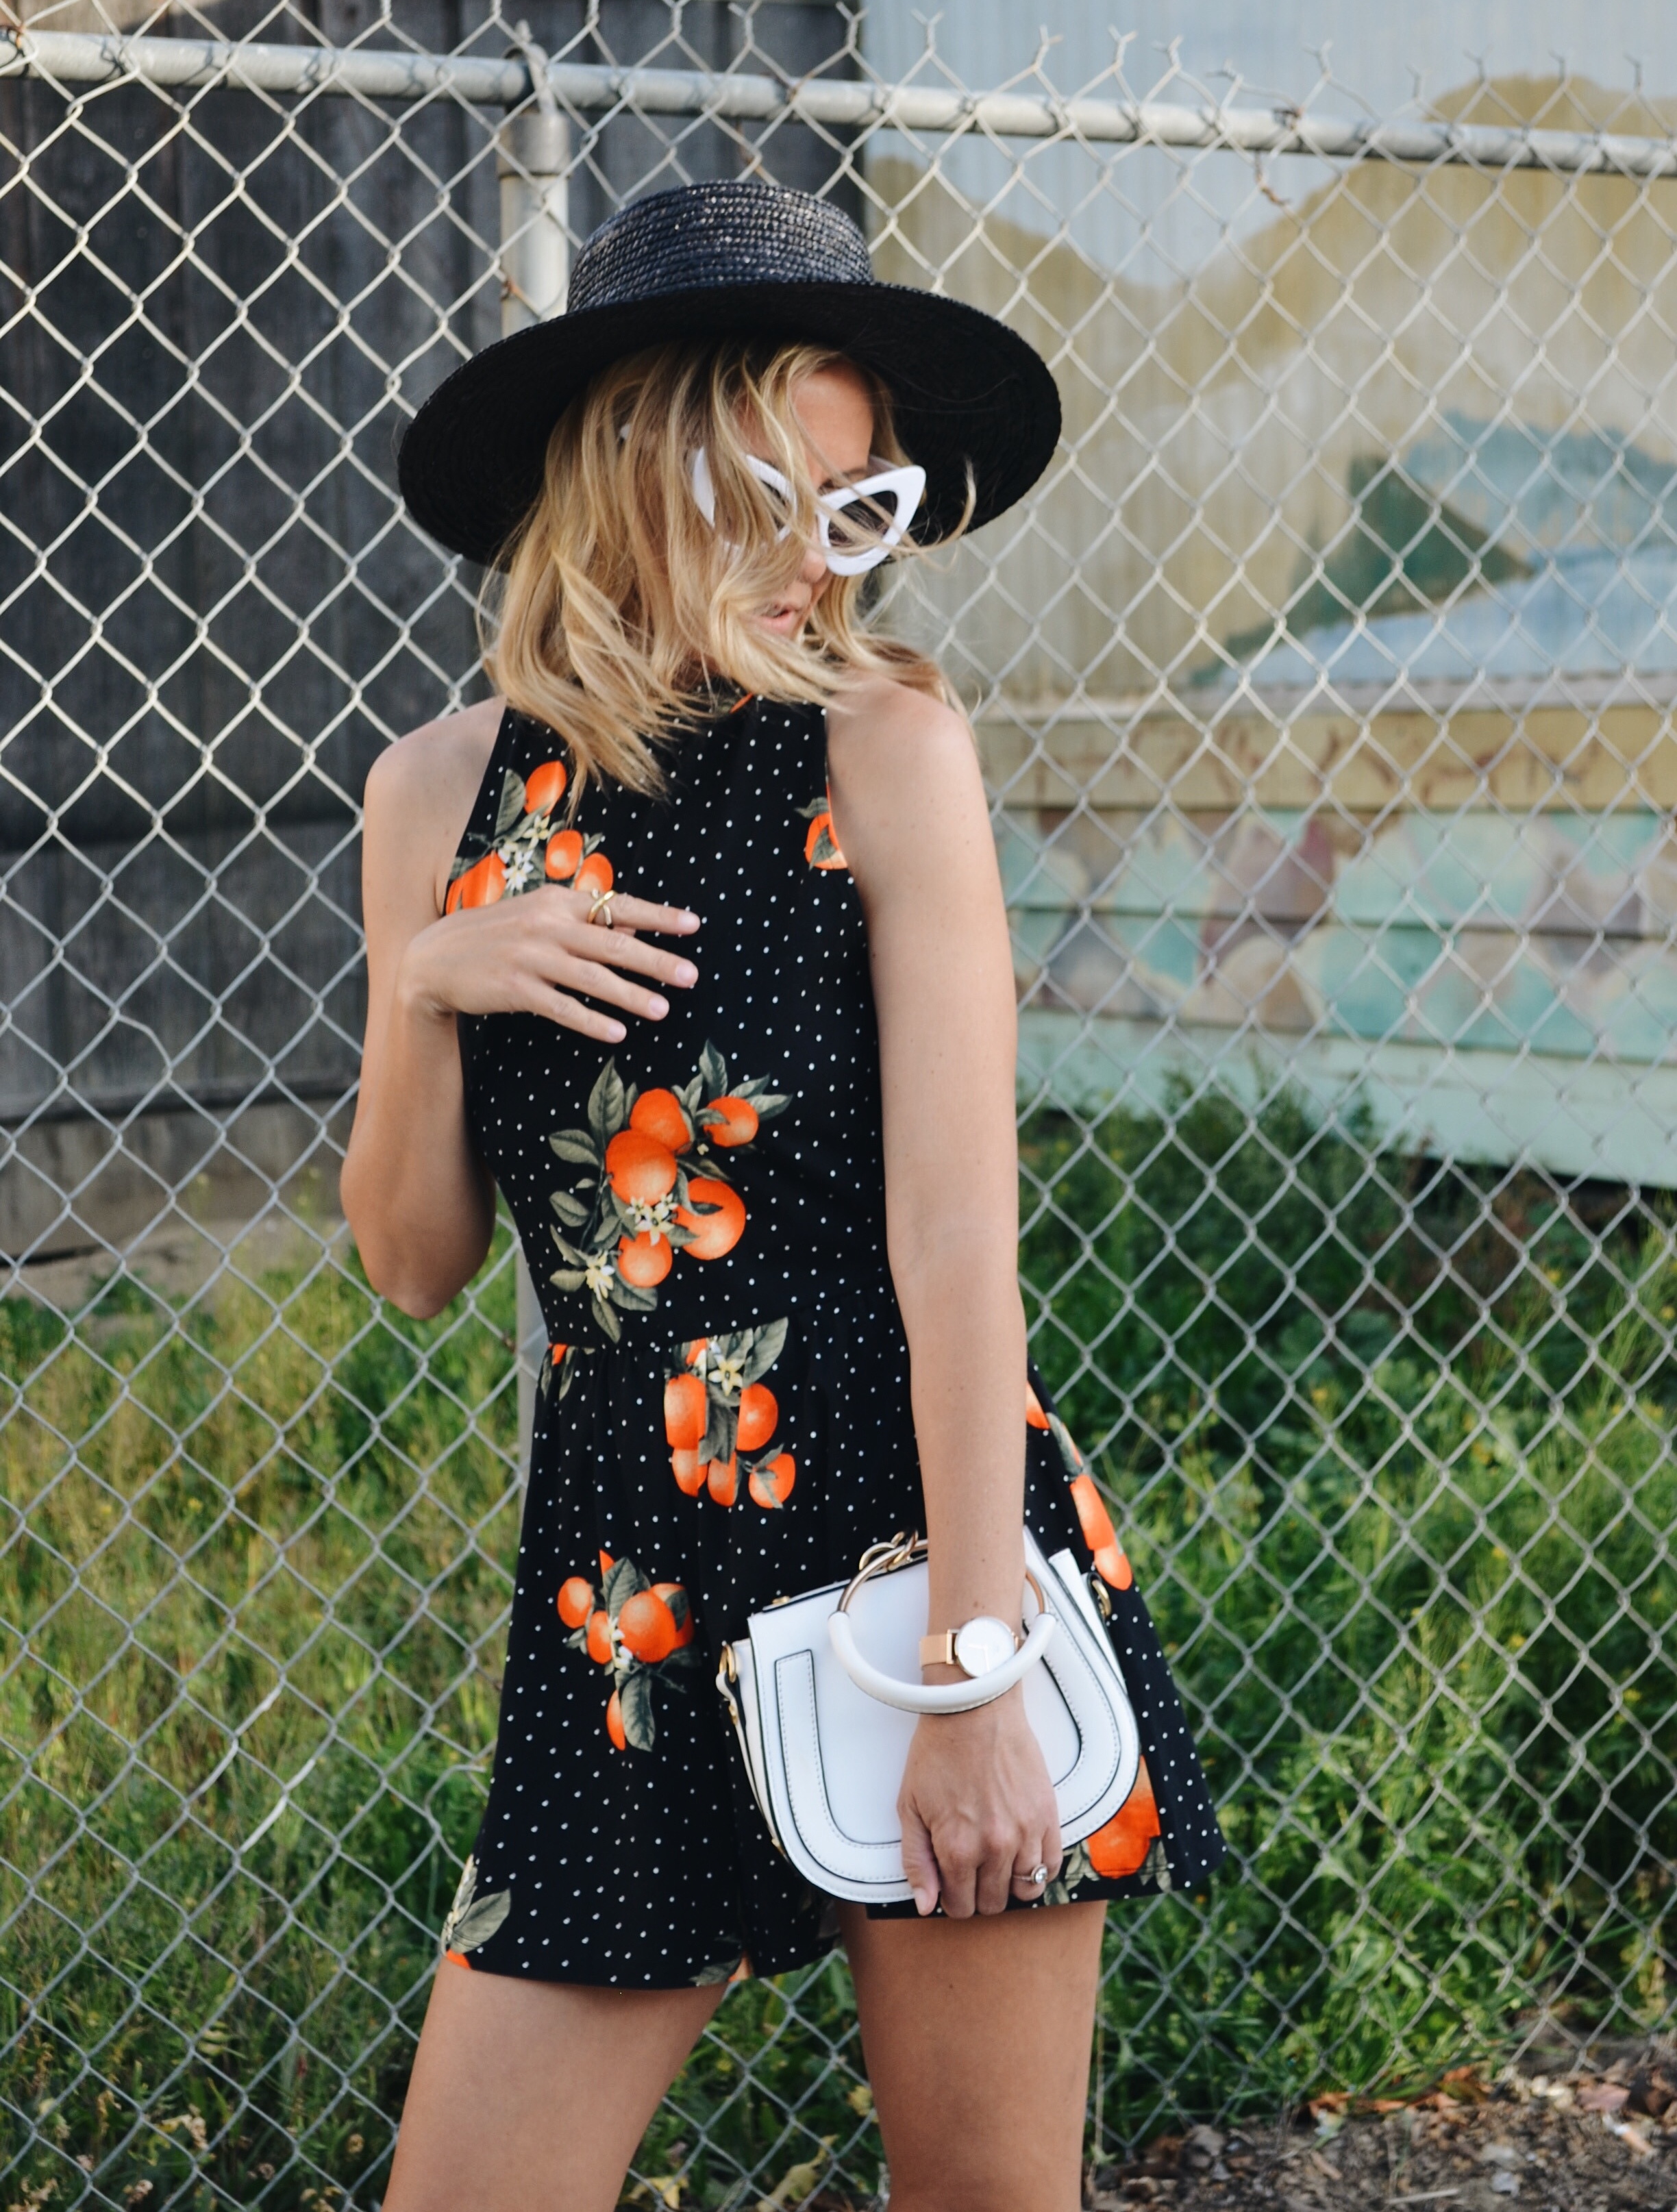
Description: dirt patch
1089,2053,1677,2212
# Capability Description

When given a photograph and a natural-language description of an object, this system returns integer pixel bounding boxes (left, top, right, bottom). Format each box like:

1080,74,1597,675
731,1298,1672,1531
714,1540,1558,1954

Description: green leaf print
618,1667,656,1750
549,1130,601,1166
495,768,527,838
588,1061,627,1144
691,1956,743,1986
545,1044,791,1332
741,1317,789,1383
603,1557,650,1614
440,1853,512,1954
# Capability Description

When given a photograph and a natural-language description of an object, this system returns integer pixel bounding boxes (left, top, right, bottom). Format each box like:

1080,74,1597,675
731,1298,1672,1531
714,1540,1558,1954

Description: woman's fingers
1009,1832,1063,1902
899,1804,941,1919
973,1832,1019,1917
572,891,698,938
534,989,631,1044
548,954,673,1024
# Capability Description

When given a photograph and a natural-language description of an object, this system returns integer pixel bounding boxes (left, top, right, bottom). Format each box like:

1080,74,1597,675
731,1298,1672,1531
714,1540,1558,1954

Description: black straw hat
398,178,1060,567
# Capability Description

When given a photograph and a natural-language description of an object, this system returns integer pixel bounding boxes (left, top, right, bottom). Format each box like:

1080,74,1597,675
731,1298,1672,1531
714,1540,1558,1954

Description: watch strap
918,1621,1026,1674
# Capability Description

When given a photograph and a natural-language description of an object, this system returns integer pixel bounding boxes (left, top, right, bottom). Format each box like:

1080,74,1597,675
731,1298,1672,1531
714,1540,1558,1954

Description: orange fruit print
616,1230,673,1287
1069,1472,1133,1590
545,828,583,880
558,1556,700,1750
747,1452,795,1508
678,1178,745,1259
575,852,614,899
653,1582,695,1648
617,1589,681,1663
545,1045,788,1334
798,796,847,869
736,1382,778,1452
605,1129,679,1205
523,758,568,815
631,1089,693,1152
556,1576,593,1628
664,1371,707,1452
1086,1756,1160,1878
704,1095,759,1147
670,1447,704,1496
662,1321,790,1508
445,852,505,912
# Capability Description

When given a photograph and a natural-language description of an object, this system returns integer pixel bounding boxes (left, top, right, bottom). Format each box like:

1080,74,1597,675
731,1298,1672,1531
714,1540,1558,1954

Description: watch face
953,1615,1017,1677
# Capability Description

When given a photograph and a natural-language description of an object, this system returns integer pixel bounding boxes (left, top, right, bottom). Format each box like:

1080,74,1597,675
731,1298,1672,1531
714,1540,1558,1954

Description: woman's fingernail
680,912,701,929
673,963,698,986
912,1887,936,1917
604,1021,625,1041
646,996,669,1019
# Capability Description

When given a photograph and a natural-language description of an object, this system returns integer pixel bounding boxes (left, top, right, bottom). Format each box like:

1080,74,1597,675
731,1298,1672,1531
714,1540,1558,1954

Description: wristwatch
919,1615,1023,1678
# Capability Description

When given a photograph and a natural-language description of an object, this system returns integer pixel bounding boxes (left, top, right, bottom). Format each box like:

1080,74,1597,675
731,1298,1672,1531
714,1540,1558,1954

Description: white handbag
716,1529,1141,1905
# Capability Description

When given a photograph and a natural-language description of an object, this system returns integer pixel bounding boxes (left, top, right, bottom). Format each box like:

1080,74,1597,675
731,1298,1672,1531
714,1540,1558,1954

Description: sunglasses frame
690,447,927,575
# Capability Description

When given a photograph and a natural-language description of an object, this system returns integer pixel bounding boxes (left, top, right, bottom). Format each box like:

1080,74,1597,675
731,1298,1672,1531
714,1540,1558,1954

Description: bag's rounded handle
827,1600,1056,1714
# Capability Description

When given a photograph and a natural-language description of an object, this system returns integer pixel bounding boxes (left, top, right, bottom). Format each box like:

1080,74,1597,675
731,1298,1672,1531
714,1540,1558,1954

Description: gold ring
587,888,616,928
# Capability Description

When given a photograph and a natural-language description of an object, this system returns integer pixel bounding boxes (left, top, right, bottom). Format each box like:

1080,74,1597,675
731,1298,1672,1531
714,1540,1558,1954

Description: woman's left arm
827,678,1060,1922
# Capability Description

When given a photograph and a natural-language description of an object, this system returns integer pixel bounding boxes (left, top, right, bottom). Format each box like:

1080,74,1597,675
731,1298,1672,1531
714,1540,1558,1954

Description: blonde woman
345,181,1223,2212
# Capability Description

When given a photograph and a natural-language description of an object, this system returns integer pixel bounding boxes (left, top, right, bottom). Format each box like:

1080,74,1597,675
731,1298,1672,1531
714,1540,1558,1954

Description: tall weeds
2,1094,1672,2204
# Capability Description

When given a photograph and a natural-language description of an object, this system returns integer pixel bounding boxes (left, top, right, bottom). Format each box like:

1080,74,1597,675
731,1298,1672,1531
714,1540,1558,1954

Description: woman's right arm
340,703,701,1317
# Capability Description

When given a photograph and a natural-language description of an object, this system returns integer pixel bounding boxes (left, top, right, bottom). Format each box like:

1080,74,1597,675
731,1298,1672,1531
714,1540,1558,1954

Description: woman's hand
401,885,700,1044
897,1691,1063,1919
344,699,704,1317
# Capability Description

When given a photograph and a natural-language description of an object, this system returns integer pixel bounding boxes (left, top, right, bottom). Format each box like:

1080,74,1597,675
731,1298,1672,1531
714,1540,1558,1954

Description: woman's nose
797,537,828,586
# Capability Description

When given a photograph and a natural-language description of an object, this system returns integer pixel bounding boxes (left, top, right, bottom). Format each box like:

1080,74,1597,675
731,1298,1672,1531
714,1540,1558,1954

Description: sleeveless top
456,691,886,1352
438,691,1227,1988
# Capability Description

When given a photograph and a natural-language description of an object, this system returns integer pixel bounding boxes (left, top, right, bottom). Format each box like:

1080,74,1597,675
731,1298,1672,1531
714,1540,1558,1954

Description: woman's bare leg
842,1900,1106,2212
383,1961,723,2212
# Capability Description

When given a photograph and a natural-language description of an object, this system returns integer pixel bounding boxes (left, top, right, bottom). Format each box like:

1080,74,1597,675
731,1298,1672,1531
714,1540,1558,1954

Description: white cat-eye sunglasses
689,447,927,575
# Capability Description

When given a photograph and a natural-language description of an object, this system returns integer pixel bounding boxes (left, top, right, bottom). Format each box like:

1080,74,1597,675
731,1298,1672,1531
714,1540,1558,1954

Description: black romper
438,695,1226,1987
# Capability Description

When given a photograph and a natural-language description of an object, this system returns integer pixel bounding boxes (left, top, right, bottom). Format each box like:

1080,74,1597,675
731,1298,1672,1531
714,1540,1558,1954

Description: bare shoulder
825,677,993,906
365,695,505,827
362,695,506,919
825,676,981,830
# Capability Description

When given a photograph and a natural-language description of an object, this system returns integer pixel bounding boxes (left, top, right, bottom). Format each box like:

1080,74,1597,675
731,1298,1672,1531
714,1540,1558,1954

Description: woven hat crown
567,181,875,314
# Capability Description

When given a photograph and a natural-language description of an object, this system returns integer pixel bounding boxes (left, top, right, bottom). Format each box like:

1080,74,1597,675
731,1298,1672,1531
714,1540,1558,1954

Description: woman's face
747,361,875,638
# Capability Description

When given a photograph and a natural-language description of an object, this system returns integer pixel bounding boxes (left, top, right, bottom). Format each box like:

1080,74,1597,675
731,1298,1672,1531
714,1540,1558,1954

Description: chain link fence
3,4,1675,2204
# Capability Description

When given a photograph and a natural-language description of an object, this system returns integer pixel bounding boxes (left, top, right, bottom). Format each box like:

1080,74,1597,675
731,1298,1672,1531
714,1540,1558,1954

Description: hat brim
397,279,1060,567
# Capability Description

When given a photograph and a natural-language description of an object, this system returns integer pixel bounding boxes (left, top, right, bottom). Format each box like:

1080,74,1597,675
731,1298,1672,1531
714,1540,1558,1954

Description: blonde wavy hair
480,338,967,799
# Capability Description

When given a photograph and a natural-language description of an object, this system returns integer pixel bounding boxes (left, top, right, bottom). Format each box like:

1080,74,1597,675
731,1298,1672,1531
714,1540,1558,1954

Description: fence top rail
5,25,1677,176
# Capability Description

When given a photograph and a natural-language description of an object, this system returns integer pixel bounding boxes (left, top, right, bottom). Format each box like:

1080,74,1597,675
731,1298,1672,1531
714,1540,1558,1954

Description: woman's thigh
383,1961,723,2212
841,1899,1106,2212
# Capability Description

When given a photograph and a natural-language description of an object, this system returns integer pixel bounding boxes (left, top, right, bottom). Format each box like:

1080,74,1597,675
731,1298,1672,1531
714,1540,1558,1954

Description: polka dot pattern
449,699,1226,1989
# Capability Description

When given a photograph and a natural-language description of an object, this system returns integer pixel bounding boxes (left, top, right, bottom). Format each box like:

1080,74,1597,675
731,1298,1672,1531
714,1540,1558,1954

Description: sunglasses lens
825,490,901,558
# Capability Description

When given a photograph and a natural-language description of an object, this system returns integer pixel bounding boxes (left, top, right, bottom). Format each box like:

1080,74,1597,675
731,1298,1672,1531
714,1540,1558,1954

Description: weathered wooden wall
0,0,858,1264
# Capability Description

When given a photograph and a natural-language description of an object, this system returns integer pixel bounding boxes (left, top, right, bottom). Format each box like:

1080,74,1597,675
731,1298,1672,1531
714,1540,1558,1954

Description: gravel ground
1085,2052,1677,2212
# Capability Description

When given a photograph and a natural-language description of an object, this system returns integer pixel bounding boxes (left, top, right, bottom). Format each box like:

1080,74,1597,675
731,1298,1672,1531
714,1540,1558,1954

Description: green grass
3,1092,1674,2207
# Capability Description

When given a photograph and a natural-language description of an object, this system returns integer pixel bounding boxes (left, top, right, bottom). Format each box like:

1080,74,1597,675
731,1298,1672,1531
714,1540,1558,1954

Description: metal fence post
498,68,570,1450
497,75,569,335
